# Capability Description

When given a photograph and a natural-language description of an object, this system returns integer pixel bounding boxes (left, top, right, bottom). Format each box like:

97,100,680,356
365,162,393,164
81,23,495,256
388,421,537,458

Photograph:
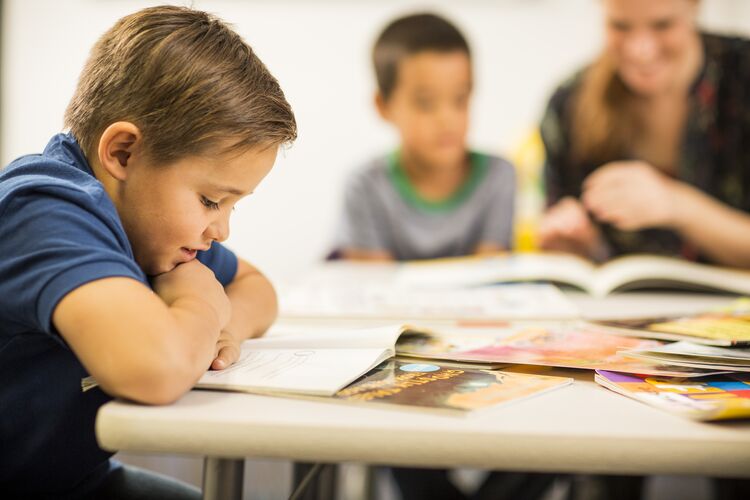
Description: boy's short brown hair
372,13,471,100
65,5,297,165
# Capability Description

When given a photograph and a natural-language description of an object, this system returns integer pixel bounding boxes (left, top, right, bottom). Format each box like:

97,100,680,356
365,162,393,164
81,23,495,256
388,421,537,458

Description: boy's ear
97,122,143,181
374,91,391,121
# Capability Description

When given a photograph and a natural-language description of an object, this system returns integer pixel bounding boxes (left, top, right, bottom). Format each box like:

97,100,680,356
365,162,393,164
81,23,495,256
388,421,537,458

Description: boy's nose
205,216,230,242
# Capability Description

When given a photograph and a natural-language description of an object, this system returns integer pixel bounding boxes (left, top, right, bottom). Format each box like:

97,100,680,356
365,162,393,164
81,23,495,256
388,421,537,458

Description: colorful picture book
595,298,750,346
395,323,723,377
595,370,750,421
620,341,750,372
333,358,573,413
394,253,750,297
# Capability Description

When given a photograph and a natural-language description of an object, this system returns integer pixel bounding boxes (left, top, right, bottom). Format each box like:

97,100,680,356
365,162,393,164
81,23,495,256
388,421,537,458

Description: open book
395,253,750,297
195,325,408,397
279,261,578,320
280,282,577,320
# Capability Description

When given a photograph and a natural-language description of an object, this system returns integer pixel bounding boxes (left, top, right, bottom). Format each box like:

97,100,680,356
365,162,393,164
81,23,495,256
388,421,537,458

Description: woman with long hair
539,0,750,271
539,1,749,498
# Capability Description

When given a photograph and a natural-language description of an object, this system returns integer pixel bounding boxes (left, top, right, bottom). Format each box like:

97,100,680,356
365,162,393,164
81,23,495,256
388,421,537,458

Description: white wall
3,0,750,284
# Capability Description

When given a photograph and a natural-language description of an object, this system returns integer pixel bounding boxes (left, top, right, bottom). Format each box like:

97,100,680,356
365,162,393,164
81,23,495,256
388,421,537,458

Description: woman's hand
582,161,683,231
539,196,608,260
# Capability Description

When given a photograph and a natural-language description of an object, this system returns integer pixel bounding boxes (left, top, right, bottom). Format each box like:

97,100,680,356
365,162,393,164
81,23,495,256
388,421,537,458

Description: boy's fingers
211,343,241,370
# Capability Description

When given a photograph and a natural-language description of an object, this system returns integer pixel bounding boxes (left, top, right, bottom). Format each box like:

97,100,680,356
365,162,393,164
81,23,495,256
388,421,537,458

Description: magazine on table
595,370,750,421
595,298,750,346
395,322,727,377
331,358,573,414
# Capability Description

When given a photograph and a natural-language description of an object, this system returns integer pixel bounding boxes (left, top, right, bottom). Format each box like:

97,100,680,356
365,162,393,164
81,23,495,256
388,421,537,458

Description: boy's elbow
98,345,202,405
104,364,197,405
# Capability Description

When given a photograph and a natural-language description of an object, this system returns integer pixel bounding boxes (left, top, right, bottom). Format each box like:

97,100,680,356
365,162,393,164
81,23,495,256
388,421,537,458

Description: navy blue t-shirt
0,133,238,497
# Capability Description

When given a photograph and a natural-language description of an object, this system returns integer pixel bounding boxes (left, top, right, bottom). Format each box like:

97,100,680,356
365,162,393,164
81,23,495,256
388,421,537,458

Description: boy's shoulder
471,151,515,184
0,135,106,216
476,151,514,171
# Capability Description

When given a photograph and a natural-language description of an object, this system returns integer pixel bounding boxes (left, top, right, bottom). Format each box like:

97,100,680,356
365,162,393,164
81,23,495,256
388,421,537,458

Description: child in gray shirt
334,13,515,262
332,11,553,500
338,151,515,260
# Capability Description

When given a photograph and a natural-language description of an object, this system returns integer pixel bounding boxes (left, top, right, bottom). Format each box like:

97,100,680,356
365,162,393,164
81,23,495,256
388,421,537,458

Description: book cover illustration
620,341,750,372
595,370,750,421
334,358,572,412
396,324,723,377
596,298,750,346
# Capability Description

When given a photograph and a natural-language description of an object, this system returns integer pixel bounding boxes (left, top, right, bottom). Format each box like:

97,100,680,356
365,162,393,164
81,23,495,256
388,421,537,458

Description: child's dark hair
372,13,470,99
65,5,297,165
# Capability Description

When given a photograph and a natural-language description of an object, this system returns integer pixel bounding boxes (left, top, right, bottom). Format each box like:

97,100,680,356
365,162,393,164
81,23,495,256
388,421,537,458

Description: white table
96,293,750,499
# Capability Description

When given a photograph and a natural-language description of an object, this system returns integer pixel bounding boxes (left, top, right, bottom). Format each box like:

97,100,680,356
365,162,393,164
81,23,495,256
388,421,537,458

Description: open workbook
395,253,750,297
195,325,411,397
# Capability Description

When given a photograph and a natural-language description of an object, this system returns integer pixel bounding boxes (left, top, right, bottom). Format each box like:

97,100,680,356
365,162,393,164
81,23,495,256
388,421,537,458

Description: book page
595,255,750,296
280,282,578,320
394,253,596,292
197,346,392,396
243,324,405,350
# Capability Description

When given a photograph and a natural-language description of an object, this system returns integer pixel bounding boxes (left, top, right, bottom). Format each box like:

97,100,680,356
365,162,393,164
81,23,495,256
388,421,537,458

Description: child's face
117,144,278,275
378,50,472,169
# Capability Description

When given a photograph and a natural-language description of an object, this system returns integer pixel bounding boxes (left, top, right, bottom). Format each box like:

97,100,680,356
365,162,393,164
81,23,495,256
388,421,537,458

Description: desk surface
96,292,750,477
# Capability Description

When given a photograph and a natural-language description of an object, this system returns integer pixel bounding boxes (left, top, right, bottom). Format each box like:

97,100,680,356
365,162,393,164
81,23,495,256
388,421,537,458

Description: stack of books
591,299,750,421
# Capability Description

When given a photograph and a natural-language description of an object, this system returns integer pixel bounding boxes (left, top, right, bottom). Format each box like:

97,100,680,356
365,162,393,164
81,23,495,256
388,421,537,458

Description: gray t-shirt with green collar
334,152,516,261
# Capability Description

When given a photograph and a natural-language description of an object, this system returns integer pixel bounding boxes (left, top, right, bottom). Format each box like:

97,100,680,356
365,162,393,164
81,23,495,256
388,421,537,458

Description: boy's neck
399,149,471,202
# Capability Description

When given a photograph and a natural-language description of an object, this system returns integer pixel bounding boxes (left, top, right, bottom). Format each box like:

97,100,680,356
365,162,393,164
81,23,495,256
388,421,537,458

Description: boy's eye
200,196,220,210
414,97,435,112
609,20,631,33
652,19,674,31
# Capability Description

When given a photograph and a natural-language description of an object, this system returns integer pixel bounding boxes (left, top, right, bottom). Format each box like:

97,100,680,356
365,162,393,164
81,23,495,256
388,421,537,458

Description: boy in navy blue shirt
0,6,296,499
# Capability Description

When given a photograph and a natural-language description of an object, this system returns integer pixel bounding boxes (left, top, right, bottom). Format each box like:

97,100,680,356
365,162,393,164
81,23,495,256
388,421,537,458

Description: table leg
291,462,337,500
202,457,244,500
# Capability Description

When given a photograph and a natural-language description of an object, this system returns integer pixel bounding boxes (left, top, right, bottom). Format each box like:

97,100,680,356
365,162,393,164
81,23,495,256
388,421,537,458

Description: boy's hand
539,196,607,260
211,329,242,370
151,260,231,329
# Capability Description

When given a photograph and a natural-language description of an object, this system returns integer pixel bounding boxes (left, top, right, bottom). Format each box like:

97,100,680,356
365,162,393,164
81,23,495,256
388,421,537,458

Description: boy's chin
422,150,467,169
142,259,178,277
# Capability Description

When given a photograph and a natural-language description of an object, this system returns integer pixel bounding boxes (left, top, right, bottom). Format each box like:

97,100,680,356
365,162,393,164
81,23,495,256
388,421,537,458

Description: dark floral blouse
540,33,750,262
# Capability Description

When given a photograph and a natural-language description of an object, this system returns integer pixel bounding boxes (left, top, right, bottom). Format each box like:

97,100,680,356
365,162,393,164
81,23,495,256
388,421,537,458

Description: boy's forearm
119,296,224,403
224,267,278,340
168,294,225,368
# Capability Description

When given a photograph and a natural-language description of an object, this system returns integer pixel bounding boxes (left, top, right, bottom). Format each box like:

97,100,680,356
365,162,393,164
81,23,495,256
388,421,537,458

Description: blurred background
3,0,748,286
3,1,750,498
